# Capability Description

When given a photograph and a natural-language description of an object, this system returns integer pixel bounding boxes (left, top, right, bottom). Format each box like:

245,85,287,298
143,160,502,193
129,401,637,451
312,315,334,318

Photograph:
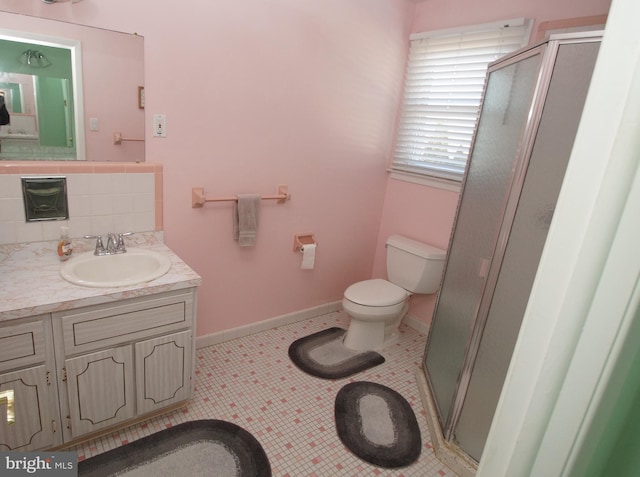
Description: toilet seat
344,279,408,307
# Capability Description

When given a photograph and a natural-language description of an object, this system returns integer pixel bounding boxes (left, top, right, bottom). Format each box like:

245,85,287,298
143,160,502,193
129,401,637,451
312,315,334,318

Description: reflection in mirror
0,11,144,162
0,31,84,160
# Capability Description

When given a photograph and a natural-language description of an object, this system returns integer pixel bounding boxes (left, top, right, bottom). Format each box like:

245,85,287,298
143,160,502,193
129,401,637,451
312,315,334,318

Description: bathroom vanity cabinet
0,288,197,451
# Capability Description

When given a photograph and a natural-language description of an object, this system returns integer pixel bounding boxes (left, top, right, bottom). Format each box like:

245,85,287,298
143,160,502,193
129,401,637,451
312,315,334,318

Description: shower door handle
478,258,491,278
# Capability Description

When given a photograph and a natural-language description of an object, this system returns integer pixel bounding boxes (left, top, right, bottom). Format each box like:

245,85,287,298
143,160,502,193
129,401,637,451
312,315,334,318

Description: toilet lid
344,279,408,307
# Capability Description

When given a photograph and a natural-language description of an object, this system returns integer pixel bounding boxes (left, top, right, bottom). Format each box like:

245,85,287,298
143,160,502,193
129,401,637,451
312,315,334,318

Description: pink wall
1,0,611,336
373,0,612,326
158,1,416,336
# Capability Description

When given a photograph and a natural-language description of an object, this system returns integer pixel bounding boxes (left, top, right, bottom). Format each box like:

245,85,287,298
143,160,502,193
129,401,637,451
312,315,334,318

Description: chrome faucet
105,233,118,254
84,232,134,256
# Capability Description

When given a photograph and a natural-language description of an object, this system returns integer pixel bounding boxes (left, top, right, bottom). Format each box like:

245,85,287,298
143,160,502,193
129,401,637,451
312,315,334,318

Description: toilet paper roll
300,243,316,270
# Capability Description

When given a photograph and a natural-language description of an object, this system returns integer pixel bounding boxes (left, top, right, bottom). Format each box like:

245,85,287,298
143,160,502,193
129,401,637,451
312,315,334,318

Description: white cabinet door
0,365,57,451
135,331,192,415
65,346,134,438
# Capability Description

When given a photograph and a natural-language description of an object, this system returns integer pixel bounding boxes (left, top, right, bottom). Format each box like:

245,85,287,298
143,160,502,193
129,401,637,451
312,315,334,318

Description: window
391,18,531,182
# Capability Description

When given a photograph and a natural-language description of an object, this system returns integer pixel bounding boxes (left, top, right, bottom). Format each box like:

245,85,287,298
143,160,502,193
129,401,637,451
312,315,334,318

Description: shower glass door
423,48,544,430
423,33,603,464
453,39,602,461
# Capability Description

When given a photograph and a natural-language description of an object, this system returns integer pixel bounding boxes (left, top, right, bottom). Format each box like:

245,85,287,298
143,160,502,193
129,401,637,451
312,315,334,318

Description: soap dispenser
57,226,73,261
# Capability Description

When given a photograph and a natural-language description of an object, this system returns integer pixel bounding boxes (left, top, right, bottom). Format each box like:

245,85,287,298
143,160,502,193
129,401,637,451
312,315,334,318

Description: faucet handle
115,232,135,253
84,234,106,255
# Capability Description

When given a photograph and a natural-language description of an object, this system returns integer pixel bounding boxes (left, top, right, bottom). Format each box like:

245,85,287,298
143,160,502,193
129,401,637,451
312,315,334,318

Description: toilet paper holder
293,233,316,252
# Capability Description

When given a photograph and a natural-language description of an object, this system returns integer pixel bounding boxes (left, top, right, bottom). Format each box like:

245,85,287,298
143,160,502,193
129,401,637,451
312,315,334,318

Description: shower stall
420,31,603,470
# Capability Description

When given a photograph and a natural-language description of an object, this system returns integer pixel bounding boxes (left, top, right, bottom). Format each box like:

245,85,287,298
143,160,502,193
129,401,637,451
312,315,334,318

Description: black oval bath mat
288,327,385,379
78,419,271,477
335,381,421,468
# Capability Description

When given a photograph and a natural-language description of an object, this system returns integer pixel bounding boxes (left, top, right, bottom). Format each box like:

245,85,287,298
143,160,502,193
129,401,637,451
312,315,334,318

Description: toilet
342,235,446,351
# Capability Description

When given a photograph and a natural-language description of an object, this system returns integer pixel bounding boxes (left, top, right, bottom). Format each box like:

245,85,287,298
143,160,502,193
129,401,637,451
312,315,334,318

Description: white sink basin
60,248,171,288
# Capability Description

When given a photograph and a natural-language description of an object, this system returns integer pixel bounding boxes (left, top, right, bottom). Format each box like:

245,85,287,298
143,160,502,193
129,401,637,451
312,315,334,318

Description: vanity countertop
0,232,201,322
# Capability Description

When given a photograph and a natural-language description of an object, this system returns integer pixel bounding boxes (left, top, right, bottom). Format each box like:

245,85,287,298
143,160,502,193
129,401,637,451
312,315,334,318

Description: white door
135,331,192,415
65,346,134,437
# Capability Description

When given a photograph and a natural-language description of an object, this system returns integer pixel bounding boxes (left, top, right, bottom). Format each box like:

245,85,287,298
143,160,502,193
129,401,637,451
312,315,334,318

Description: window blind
392,19,531,181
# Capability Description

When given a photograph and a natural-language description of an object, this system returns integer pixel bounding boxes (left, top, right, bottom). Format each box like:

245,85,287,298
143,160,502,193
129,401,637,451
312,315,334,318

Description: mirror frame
0,27,85,160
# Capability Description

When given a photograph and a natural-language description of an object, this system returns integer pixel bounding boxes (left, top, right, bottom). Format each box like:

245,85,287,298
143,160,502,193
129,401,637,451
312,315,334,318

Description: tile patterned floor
72,311,458,476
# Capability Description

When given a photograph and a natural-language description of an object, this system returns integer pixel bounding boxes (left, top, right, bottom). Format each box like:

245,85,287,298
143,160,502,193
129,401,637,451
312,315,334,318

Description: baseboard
415,365,478,477
403,313,430,335
196,301,342,349
197,304,429,349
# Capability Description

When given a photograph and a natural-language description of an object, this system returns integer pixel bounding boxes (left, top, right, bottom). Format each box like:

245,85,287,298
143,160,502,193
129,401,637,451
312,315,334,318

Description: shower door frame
423,32,605,457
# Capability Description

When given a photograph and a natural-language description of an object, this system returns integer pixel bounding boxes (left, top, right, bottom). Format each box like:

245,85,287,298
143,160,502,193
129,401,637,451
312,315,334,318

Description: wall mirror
0,11,144,162
0,30,84,160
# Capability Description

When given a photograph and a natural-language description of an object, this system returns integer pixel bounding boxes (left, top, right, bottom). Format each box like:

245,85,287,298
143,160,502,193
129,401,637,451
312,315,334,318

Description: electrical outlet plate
153,114,167,137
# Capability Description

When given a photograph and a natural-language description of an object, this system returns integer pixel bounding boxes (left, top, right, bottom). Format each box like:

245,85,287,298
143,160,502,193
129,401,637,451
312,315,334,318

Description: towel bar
113,132,144,144
192,185,290,208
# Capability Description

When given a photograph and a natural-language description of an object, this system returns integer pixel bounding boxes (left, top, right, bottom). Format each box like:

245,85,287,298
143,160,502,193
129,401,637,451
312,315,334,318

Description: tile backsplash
0,162,162,245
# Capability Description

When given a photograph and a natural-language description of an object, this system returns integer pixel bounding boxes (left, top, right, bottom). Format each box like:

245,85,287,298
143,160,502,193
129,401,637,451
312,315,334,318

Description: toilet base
343,319,385,351
342,302,408,352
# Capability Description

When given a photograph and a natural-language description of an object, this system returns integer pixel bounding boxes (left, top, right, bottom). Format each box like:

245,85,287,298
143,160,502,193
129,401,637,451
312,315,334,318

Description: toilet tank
386,235,446,294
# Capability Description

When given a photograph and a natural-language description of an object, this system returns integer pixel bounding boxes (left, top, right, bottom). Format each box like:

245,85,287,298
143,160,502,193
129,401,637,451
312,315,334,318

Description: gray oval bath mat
335,381,421,468
78,420,271,477
288,327,385,379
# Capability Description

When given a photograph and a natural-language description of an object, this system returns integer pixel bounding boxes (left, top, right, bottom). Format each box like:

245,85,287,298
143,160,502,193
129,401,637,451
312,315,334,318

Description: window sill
388,169,461,193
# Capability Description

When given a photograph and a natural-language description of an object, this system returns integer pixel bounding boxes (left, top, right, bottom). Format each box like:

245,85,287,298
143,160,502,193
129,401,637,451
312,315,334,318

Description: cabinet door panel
0,365,56,451
135,331,192,415
65,346,134,437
